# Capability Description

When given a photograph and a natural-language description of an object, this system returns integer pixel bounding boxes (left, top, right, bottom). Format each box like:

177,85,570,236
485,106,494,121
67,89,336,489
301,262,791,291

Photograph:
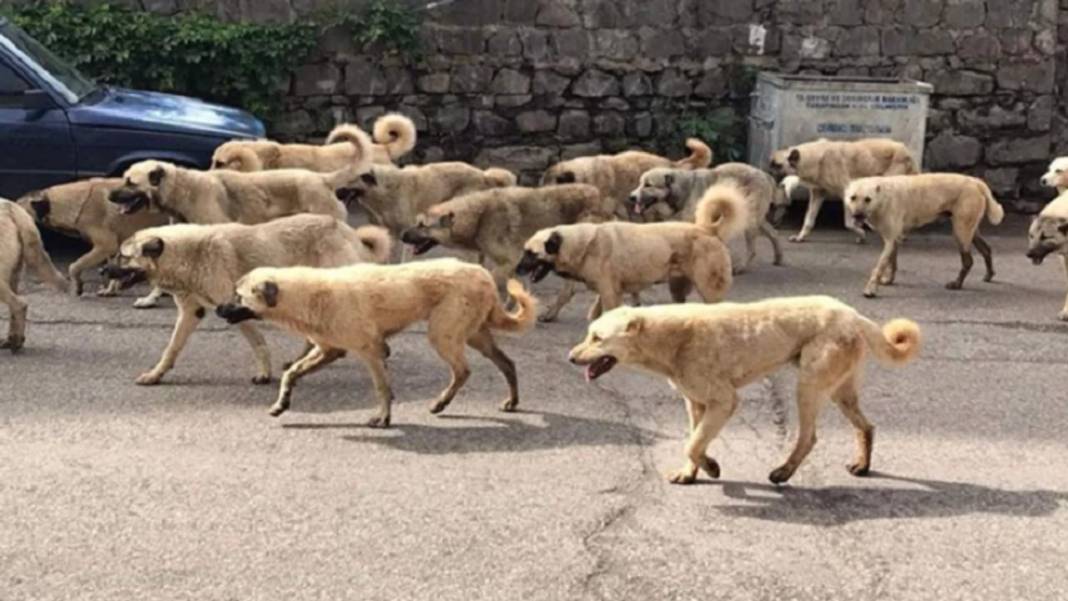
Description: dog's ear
30,197,51,221
148,166,166,187
361,171,377,186
625,316,644,335
788,149,800,167
544,231,562,255
439,212,455,229
141,237,165,259
664,173,674,187
557,171,577,184
258,281,279,308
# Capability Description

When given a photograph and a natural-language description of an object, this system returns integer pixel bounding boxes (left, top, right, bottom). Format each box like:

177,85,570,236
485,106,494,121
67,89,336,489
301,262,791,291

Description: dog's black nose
569,356,578,365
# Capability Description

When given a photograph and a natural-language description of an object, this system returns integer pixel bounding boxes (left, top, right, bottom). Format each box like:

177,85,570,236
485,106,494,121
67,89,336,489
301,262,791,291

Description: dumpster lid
757,72,933,94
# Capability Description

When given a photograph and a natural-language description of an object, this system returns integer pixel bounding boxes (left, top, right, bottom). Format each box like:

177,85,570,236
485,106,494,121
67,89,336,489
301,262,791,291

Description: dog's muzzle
516,250,555,283
401,229,439,255
335,187,362,205
1026,246,1056,266
108,188,151,215
215,303,259,324
99,264,147,289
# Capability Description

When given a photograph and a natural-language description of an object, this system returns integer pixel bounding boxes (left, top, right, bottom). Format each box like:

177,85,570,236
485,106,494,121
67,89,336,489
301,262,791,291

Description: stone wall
123,0,1062,205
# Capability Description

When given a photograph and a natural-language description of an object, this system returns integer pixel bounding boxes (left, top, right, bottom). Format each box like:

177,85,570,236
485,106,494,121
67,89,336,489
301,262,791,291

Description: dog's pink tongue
585,364,595,382
632,204,642,215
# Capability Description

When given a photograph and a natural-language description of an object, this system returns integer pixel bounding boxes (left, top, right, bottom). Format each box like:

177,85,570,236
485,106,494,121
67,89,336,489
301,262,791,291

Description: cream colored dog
1040,157,1068,193
1026,193,1068,319
518,182,746,320
0,198,69,352
101,215,391,386
110,159,352,224
541,139,713,217
215,259,536,427
844,174,1004,297
211,113,415,172
769,138,918,242
17,178,168,299
630,164,785,272
568,297,921,485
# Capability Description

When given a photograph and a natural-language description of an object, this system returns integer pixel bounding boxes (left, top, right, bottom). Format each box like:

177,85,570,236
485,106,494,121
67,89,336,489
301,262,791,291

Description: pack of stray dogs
4,110,1066,487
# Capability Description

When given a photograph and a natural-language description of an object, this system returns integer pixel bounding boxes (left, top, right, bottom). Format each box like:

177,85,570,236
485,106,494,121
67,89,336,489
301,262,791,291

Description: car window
0,61,29,95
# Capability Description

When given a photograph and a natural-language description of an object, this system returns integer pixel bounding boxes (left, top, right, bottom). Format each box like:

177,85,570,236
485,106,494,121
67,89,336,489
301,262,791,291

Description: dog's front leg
137,296,202,385
539,280,577,323
790,189,825,242
863,238,898,298
133,286,165,309
269,345,344,417
237,323,272,384
760,221,784,266
668,393,736,484
68,245,114,297
361,347,394,428
1060,255,1068,321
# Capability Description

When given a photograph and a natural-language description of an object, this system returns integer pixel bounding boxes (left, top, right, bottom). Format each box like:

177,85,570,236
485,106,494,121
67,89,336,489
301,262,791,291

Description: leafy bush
4,2,318,119
333,0,423,59
675,107,748,163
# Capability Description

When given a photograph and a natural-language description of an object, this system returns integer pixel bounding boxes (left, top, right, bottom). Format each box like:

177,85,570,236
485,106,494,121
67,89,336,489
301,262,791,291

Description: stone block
558,110,591,140
573,69,620,97
517,110,558,132
986,135,1052,165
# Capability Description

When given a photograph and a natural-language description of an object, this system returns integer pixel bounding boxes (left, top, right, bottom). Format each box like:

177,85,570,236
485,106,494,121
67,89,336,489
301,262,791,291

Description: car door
0,58,76,198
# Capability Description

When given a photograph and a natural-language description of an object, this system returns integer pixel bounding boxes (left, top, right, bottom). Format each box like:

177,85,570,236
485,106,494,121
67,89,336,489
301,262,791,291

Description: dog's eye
864,197,871,204
1057,170,1063,174
1040,233,1050,241
850,195,857,201
590,334,601,343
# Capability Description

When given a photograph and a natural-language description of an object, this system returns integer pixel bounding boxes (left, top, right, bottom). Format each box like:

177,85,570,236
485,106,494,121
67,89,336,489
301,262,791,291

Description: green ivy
3,2,318,120
346,0,423,59
675,107,748,164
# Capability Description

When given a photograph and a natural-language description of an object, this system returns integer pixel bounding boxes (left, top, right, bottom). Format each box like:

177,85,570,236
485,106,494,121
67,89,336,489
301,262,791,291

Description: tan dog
335,162,517,252
1040,157,1068,193
541,139,713,217
211,113,415,172
1026,193,1068,319
17,178,169,302
109,160,353,225
630,164,785,272
400,184,614,304
215,259,536,427
101,215,391,386
518,182,745,321
844,174,1004,297
568,297,921,485
769,138,918,242
0,198,69,352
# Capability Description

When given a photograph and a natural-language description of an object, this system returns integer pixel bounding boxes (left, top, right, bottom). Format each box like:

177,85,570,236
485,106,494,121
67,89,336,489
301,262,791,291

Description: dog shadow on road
711,472,1068,526
282,411,664,454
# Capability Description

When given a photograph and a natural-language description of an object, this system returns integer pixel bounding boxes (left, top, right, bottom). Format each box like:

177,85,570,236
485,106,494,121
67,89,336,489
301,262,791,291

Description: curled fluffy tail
980,182,1005,226
354,225,393,264
372,113,417,161
326,123,374,164
484,167,517,187
488,279,537,334
220,145,262,172
858,317,921,365
694,181,749,240
8,202,68,293
674,138,713,170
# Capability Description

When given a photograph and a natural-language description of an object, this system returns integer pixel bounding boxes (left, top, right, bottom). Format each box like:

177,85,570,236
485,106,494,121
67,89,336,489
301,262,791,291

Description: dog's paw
537,312,558,324
945,281,963,291
367,414,391,428
862,288,878,299
429,399,451,415
768,466,794,485
135,372,162,386
699,456,721,479
268,402,289,417
73,281,84,297
666,467,698,485
132,298,159,309
95,287,118,298
500,398,519,413
251,374,272,385
1,336,24,354
983,271,995,283
846,462,871,477
854,235,867,245
878,274,895,286
788,234,806,243
1058,310,1068,322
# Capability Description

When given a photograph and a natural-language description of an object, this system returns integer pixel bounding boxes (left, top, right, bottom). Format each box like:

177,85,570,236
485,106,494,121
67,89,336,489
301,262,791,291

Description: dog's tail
372,113,418,161
7,202,68,293
694,181,749,240
979,181,1005,226
353,225,393,264
673,138,713,170
484,167,517,187
488,279,538,334
858,317,921,365
323,125,375,188
216,145,262,172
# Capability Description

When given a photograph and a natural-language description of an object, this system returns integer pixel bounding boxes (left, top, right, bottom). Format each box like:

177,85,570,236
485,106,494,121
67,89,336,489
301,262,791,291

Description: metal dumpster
747,73,933,168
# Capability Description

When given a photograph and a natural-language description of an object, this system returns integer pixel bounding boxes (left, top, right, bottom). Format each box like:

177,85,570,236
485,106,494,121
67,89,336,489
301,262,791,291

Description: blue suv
0,17,265,198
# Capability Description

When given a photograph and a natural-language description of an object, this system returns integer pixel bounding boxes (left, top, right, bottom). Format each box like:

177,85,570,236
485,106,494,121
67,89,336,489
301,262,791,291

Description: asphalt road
3,215,1067,600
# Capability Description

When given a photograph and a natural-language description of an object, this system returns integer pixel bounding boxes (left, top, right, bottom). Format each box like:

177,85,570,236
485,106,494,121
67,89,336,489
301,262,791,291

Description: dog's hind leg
269,345,345,417
237,323,272,385
973,234,995,282
832,372,874,477
360,347,395,428
427,310,472,415
947,216,981,290
668,277,693,302
137,296,202,385
539,280,577,323
790,189,825,243
1060,256,1068,321
68,244,114,297
760,221,784,266
0,278,27,353
735,229,757,274
468,327,519,412
668,388,736,484
586,295,603,321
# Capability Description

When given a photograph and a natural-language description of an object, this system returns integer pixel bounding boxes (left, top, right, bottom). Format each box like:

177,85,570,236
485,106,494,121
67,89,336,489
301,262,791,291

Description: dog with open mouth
568,297,921,485
104,214,391,386
1026,193,1068,320
214,259,536,426
517,181,746,321
843,174,1004,298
